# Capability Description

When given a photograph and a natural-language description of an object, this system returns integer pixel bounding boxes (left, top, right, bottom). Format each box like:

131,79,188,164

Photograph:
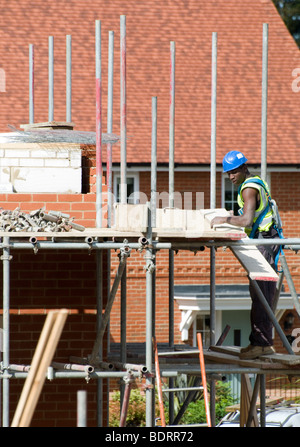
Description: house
0,0,299,426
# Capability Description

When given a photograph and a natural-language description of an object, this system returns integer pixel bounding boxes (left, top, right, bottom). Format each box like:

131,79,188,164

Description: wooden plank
230,244,278,282
258,353,300,366
11,309,68,427
204,349,288,370
209,345,241,357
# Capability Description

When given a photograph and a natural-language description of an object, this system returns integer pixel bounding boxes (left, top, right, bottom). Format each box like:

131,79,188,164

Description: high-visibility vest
237,176,273,237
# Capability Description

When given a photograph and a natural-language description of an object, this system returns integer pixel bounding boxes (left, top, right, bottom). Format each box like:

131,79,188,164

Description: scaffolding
1,16,300,428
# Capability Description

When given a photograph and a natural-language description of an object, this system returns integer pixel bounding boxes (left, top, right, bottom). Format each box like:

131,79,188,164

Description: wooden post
11,309,68,427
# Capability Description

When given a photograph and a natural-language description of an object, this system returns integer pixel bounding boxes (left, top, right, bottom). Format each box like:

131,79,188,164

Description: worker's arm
210,187,257,228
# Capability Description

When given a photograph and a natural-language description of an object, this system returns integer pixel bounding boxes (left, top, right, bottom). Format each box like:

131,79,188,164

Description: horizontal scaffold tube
2,238,300,251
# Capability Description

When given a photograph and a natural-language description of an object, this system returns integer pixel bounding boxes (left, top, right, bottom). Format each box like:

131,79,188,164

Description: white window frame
113,172,140,204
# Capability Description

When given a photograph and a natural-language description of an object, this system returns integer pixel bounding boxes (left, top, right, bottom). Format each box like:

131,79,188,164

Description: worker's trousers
248,226,279,347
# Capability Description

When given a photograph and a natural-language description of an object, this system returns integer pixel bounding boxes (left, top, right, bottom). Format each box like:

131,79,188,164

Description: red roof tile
0,0,299,166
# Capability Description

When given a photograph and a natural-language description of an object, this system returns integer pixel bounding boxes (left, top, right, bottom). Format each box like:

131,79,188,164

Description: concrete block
113,203,148,232
12,167,82,193
156,208,186,230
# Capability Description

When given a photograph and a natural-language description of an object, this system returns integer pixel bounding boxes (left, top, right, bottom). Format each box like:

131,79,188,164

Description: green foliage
178,381,236,426
109,387,160,427
109,379,236,427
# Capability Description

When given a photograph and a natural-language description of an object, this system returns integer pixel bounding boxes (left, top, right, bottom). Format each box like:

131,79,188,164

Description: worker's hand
210,216,228,228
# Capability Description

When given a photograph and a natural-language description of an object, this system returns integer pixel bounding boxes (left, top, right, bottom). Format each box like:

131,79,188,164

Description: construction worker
211,150,280,360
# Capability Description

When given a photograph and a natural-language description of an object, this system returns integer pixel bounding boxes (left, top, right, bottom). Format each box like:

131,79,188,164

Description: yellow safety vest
237,176,273,236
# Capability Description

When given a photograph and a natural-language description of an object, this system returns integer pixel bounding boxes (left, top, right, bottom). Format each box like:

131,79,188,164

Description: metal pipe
66,35,72,123
145,203,154,427
96,249,103,426
169,41,175,209
261,23,268,181
151,97,157,228
120,15,127,204
246,375,260,427
197,332,211,427
210,32,218,428
29,44,34,124
77,390,87,427
90,246,131,362
168,42,175,425
95,20,102,228
153,337,166,427
119,372,134,427
4,238,300,252
210,32,217,210
250,279,294,355
260,374,266,427
279,253,300,316
120,259,127,406
48,36,54,122
2,237,10,427
51,362,94,374
107,30,114,228
106,31,114,424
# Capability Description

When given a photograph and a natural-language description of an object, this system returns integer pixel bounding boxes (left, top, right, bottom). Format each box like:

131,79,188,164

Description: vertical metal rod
120,15,127,204
29,44,34,124
151,97,157,227
120,265,127,407
210,32,217,210
119,373,134,427
209,32,218,428
246,375,260,427
77,390,87,427
66,35,72,123
2,237,10,427
279,253,300,317
48,36,54,122
95,20,103,427
261,23,268,181
96,251,103,427
197,333,211,427
153,337,166,427
168,41,175,424
119,25,127,402
169,41,175,209
95,20,102,228
107,30,114,228
260,375,266,427
106,30,114,423
145,202,154,427
151,98,157,424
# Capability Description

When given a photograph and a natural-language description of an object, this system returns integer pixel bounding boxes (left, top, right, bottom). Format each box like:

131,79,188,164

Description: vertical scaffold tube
29,44,34,124
210,32,217,427
2,237,10,427
261,23,268,181
120,15,127,204
168,41,175,424
66,35,72,123
95,20,102,228
48,36,54,122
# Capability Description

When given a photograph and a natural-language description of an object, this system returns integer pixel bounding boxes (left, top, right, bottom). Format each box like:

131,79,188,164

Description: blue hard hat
222,151,248,173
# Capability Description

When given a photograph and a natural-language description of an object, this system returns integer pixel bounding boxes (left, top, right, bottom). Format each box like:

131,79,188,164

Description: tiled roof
0,0,299,166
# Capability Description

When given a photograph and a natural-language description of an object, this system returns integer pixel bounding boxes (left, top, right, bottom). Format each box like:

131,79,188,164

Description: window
195,314,211,348
223,177,239,214
113,173,140,204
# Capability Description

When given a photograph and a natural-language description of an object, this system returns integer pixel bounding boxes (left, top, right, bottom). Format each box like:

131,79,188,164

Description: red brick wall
0,190,110,426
